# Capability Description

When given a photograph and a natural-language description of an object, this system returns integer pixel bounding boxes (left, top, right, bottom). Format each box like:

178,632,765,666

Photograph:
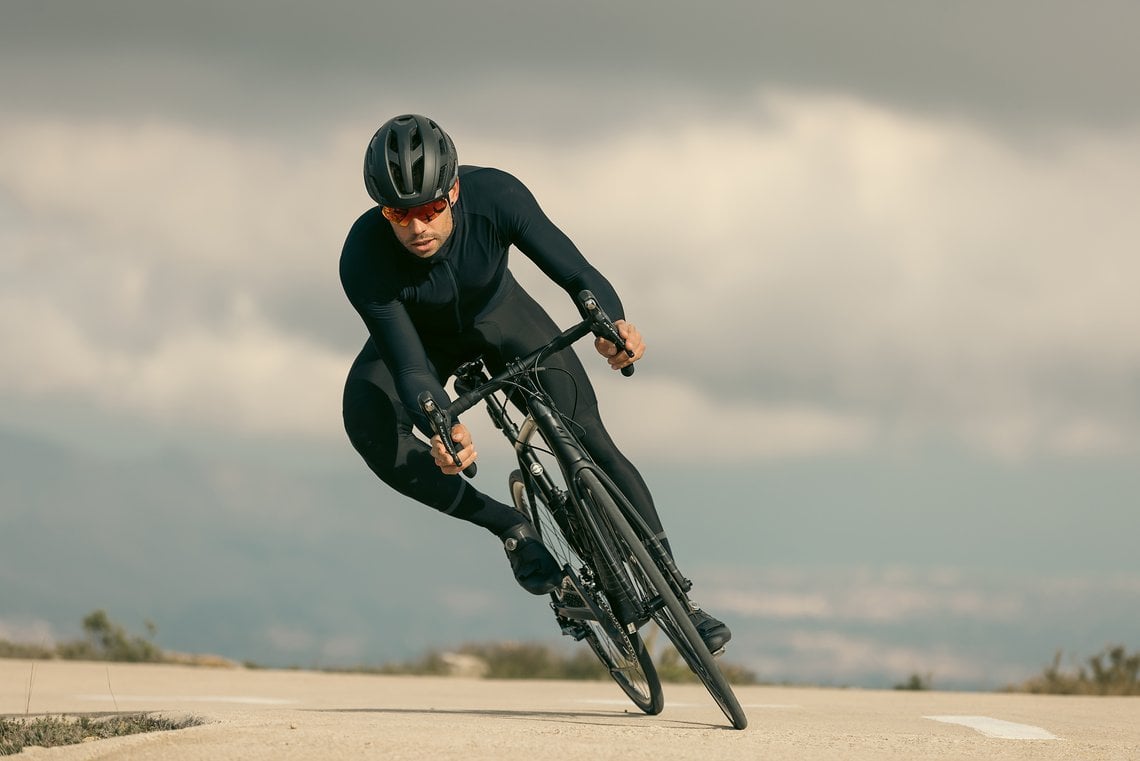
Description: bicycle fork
519,397,656,631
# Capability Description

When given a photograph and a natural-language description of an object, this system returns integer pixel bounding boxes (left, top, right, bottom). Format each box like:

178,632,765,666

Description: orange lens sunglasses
382,197,449,227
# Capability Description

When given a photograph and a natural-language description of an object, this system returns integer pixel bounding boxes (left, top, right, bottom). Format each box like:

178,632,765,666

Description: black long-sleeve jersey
340,165,624,423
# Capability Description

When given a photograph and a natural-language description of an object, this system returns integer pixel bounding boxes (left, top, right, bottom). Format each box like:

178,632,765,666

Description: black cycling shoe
689,606,732,653
501,522,563,595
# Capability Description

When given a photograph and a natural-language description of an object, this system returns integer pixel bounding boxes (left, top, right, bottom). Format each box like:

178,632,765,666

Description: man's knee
343,378,403,480
342,377,466,511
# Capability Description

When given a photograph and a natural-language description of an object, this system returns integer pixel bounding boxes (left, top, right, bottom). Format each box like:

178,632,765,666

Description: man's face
389,182,460,259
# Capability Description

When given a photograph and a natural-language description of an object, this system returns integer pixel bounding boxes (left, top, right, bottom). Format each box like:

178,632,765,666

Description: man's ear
449,179,460,204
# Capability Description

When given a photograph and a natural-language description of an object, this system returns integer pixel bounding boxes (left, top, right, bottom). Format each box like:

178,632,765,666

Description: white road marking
924,715,1058,740
75,694,298,705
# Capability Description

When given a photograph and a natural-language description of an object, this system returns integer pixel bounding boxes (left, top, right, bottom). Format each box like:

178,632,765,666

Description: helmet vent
389,158,425,197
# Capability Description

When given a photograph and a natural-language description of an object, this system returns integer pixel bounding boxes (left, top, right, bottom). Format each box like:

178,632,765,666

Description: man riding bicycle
339,114,730,653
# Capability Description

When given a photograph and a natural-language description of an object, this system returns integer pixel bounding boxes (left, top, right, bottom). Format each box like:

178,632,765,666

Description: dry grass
1006,645,1140,696
0,714,202,756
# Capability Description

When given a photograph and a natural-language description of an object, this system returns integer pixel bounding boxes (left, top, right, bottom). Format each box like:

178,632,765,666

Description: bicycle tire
576,468,749,730
509,470,663,715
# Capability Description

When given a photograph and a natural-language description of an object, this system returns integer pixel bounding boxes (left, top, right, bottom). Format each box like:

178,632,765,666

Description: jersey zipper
443,260,464,332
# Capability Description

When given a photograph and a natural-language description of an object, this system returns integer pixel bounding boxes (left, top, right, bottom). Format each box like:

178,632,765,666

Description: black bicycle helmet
364,114,458,208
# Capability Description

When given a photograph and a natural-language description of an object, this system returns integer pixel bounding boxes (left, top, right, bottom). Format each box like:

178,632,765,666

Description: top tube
423,289,632,480
447,318,595,419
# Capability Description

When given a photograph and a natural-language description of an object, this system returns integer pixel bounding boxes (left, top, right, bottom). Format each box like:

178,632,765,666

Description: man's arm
496,171,643,369
492,170,627,321
339,216,450,437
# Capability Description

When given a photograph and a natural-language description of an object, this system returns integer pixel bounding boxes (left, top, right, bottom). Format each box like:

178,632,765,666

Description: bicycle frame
447,312,691,628
421,291,748,729
522,392,693,624
455,360,638,613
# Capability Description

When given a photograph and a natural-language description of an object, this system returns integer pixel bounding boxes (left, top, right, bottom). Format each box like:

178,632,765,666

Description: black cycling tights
342,285,666,545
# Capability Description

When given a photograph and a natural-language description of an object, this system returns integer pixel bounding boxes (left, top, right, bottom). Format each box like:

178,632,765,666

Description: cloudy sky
5,1,1138,467
3,1,1139,680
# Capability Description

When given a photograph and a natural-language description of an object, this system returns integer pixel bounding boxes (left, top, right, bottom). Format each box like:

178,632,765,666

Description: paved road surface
2,659,1137,759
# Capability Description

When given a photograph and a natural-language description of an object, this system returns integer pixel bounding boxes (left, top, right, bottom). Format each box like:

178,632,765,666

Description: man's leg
341,342,560,594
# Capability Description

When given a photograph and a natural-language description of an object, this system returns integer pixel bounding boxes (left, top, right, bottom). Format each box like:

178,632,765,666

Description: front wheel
576,468,748,730
509,470,663,715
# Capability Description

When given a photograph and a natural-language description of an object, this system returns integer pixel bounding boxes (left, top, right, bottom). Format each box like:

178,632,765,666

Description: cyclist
340,114,730,652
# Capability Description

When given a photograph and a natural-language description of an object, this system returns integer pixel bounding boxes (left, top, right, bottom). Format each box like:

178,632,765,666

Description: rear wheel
509,470,663,715
576,468,748,730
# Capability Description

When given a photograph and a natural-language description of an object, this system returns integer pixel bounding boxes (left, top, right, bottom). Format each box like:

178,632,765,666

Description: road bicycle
418,291,748,730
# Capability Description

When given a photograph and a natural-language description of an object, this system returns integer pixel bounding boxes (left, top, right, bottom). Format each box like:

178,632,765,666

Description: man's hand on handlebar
430,422,477,475
595,319,645,371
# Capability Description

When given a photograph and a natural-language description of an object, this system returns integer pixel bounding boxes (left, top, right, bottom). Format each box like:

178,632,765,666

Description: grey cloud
4,6,1139,463
5,1,1140,135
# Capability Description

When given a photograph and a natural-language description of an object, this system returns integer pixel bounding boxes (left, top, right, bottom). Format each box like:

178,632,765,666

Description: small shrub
1,610,165,664
894,672,933,691
461,642,608,680
642,644,759,685
74,610,163,662
1009,645,1140,696
0,642,54,660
